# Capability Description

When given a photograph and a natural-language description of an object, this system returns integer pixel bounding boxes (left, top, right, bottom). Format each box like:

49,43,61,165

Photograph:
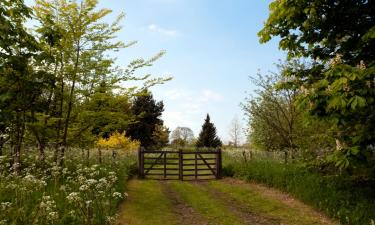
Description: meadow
0,148,137,225
222,149,375,225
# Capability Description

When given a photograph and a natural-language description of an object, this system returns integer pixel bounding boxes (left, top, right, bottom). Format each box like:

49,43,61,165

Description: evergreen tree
196,114,222,148
126,91,164,149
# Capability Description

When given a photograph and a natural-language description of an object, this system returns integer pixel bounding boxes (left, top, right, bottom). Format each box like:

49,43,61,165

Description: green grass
223,155,375,225
169,181,244,225
119,180,177,225
208,180,334,225
119,179,336,225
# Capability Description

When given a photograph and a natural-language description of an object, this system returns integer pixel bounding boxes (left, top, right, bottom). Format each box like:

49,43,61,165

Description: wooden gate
138,148,222,180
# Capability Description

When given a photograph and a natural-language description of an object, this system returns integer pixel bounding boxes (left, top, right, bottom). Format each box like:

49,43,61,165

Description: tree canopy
259,0,375,169
126,91,165,149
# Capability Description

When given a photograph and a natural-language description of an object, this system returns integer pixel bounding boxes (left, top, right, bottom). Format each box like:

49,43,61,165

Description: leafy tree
259,0,375,169
243,68,335,159
0,0,52,171
77,82,133,140
170,127,194,147
151,125,170,149
126,91,164,149
33,0,171,164
196,114,222,149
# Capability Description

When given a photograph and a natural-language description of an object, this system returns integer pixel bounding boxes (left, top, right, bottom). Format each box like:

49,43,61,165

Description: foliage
151,125,170,149
0,147,137,225
242,66,335,158
80,84,133,140
259,0,375,169
0,0,170,171
170,127,194,147
0,0,36,168
126,91,165,149
96,131,140,152
196,114,222,149
223,155,375,225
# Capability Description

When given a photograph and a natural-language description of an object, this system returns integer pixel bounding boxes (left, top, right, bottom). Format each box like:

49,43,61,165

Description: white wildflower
79,184,89,191
47,211,59,221
1,202,12,210
112,192,122,199
66,192,81,203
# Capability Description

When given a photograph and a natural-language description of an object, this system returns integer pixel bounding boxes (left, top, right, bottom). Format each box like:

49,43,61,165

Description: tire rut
160,181,210,225
193,181,279,225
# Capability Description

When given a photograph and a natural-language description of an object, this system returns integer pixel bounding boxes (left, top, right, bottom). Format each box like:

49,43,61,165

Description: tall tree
0,0,52,171
228,116,243,148
242,67,334,158
33,0,171,164
259,0,375,169
126,91,164,149
196,114,222,149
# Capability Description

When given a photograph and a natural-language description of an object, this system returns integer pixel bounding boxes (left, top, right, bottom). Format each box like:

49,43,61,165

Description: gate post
178,149,183,181
216,149,222,179
138,147,145,179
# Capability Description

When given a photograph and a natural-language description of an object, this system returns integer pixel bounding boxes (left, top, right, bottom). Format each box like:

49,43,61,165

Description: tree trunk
98,148,102,164
60,43,80,166
55,52,65,163
284,151,288,164
86,148,90,165
0,137,4,156
39,142,46,162
13,111,25,174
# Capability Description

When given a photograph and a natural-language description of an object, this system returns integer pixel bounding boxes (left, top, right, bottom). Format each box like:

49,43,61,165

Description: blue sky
28,0,286,143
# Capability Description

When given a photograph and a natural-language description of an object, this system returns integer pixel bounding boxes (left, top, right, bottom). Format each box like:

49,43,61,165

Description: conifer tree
126,91,164,149
196,114,222,149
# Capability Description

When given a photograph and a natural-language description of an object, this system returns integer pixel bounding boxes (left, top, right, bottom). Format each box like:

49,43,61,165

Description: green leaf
349,96,366,110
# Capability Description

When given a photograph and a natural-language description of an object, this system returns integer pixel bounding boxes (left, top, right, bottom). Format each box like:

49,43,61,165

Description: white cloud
201,89,223,102
163,88,222,103
148,24,179,37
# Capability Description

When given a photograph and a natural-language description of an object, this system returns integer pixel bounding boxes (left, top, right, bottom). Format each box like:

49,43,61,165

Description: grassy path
118,178,338,225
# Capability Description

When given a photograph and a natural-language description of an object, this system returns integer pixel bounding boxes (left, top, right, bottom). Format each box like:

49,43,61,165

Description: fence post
194,152,198,180
178,149,183,181
216,149,222,179
138,147,144,179
163,152,167,179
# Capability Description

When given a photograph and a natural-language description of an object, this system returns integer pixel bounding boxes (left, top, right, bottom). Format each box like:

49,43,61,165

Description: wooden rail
138,148,222,180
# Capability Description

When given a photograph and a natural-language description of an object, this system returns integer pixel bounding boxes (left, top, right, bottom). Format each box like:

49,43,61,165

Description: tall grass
223,152,375,225
0,148,137,225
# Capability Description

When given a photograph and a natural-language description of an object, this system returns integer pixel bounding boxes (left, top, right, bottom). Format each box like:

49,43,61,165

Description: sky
28,0,286,143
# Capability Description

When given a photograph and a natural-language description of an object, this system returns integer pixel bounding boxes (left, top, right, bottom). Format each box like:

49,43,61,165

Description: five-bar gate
138,148,222,180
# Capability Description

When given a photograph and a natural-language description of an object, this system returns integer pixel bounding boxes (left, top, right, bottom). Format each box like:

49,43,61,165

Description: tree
196,114,222,149
0,0,52,171
259,0,375,169
126,91,164,149
228,116,243,148
151,125,170,149
170,127,194,147
33,0,171,165
242,68,334,159
243,71,300,152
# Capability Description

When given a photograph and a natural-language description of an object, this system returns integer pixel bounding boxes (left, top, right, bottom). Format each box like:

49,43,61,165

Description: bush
223,156,375,225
